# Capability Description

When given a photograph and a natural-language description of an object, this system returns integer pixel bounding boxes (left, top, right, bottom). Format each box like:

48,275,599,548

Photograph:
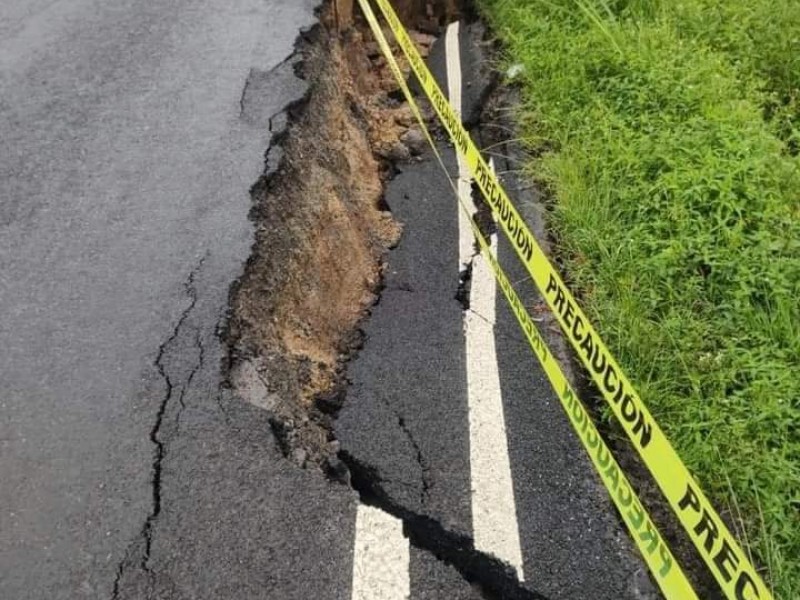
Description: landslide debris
225,4,442,473
224,3,557,598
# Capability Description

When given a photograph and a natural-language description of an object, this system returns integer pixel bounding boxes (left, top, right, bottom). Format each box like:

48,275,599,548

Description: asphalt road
337,22,657,600
3,3,657,598
0,1,361,598
337,142,646,599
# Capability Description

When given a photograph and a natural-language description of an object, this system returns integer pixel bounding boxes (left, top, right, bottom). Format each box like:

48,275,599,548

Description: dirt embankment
225,2,449,472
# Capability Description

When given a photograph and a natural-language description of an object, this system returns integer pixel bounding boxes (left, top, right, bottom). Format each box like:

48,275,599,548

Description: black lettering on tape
632,411,652,448
517,226,527,250
604,462,620,494
597,443,611,470
591,344,607,374
579,330,594,360
580,407,592,440
523,316,534,339
573,314,584,342
476,162,488,189
695,508,720,553
519,228,532,262
640,520,659,554
628,500,645,530
658,544,673,578
563,384,576,412
546,273,558,296
572,392,585,426
604,363,618,395
613,380,625,403
563,299,575,328
713,539,740,583
543,267,655,450
679,483,701,513
493,187,502,210
618,481,632,508
498,270,508,295
621,394,637,423
554,286,567,315
500,202,510,227
736,572,760,600
587,427,599,449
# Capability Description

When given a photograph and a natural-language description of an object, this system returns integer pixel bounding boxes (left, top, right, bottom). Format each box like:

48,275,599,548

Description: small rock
389,142,411,162
409,30,436,48
400,128,426,156
315,387,344,414
378,140,411,162
393,106,415,127
292,448,308,467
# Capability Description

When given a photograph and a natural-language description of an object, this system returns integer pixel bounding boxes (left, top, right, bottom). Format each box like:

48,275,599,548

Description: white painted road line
445,22,526,581
351,504,410,600
446,22,479,272
464,192,526,581
348,23,522,599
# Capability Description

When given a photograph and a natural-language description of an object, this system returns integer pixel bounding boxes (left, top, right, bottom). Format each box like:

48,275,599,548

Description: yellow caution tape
359,1,773,599
356,1,698,597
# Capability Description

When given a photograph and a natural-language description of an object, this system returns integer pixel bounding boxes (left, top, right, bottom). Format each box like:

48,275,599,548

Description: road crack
396,415,432,505
111,257,205,599
143,259,203,565
341,451,551,600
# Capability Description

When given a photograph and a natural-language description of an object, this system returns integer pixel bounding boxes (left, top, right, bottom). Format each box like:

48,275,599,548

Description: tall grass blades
479,1,800,598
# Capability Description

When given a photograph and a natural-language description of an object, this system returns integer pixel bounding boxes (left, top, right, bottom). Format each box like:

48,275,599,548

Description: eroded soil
225,3,445,472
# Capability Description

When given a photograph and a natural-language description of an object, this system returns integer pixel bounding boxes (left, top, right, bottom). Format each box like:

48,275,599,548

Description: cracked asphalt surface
338,142,645,599
0,1,361,598
3,2,658,598
337,24,656,600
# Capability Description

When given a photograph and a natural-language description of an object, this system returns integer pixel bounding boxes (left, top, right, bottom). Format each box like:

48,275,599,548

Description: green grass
477,1,800,597
667,0,800,149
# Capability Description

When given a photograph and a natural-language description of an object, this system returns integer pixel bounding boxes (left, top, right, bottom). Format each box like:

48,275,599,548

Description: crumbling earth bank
226,6,440,471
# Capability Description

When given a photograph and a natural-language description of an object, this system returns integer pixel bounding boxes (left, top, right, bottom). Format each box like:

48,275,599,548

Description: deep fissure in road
226,13,402,474
227,0,470,472
221,1,553,598
342,450,549,600
218,3,638,599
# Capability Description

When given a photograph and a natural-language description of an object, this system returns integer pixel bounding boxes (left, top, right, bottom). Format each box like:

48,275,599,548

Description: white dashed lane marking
349,20,524,600
445,21,526,581
351,504,410,600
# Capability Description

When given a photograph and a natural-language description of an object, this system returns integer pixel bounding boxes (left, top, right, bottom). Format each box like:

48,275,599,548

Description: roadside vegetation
478,0,799,597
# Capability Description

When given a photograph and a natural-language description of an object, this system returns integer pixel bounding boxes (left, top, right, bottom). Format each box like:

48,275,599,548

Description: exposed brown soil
225,3,442,470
